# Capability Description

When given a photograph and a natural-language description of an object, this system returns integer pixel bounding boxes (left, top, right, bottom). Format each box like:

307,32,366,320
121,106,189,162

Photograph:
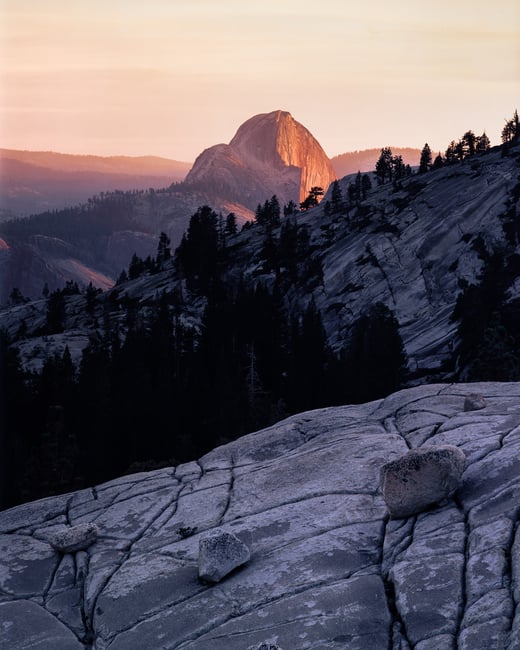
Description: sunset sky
1,0,519,161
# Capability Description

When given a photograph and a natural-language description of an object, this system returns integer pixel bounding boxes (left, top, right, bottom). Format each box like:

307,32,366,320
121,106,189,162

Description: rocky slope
0,187,204,303
185,110,337,209
314,143,520,373
202,140,520,376
1,382,520,649
1,141,519,376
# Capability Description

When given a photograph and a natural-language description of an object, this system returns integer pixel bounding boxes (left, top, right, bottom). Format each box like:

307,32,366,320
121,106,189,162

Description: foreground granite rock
198,529,251,582
380,444,466,518
49,522,99,553
464,393,487,412
1,382,520,649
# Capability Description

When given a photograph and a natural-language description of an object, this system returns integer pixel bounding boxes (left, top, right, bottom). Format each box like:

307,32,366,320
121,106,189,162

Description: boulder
49,523,99,553
464,393,486,411
380,445,465,518
247,644,283,650
198,529,250,583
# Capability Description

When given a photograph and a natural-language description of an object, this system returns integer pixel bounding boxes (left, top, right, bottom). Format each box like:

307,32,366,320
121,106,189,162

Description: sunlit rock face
2,382,520,649
186,110,336,209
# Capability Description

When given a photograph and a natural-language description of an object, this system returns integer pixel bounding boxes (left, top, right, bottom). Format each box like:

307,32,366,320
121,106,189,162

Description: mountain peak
186,110,336,208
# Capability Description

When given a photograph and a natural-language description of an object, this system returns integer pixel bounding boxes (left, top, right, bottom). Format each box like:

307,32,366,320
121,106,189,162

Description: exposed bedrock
1,382,520,648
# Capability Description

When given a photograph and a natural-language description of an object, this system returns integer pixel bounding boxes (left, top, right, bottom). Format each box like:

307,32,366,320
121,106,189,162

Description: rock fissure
454,498,469,648
383,574,413,649
502,517,520,647
42,553,64,603
371,250,398,308
217,488,381,524
170,573,383,650
503,521,516,639
100,582,211,646
383,416,410,450
88,489,183,642
501,424,520,448
65,496,73,526
218,458,235,525
40,602,88,647
259,521,383,563
194,459,205,480
419,421,443,445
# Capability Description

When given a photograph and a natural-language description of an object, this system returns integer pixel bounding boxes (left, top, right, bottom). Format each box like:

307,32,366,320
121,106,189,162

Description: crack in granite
88,487,185,644
383,416,411,450
168,572,383,650
218,455,235,525
454,497,469,648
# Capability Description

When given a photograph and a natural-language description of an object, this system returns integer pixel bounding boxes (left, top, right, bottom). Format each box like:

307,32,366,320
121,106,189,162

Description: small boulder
464,393,486,411
198,529,250,583
380,445,465,518
49,523,99,553
247,644,283,650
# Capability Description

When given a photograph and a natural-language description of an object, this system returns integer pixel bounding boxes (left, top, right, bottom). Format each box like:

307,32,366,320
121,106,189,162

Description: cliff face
186,110,336,208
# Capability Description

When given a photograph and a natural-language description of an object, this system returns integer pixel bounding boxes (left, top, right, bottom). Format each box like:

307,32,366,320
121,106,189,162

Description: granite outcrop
1,382,520,648
185,110,336,209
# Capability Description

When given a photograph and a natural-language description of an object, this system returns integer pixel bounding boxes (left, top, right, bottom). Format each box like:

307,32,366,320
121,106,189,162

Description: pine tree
46,290,66,334
343,303,407,403
419,143,432,174
128,253,145,280
392,155,405,181
300,187,324,211
255,197,281,228
331,180,343,213
375,148,393,184
156,232,172,265
468,312,520,381
224,212,237,237
455,140,465,161
432,153,444,170
116,269,128,285
462,130,477,157
0,337,36,508
175,205,220,294
287,299,330,412
361,174,372,199
85,282,100,315
268,195,281,228
501,110,520,143
283,200,298,217
8,288,26,306
476,131,491,153
445,141,458,164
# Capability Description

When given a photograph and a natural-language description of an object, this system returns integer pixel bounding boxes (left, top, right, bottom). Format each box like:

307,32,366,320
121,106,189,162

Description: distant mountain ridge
0,149,192,175
0,149,192,217
331,147,421,177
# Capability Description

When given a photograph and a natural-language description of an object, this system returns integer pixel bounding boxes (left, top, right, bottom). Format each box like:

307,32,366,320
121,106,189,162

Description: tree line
374,109,519,181
1,205,408,509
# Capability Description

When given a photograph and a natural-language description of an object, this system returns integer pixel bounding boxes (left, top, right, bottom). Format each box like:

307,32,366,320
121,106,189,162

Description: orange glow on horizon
1,0,519,161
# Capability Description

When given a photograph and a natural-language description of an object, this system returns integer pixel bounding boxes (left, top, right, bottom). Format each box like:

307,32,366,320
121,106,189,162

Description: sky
1,0,519,161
